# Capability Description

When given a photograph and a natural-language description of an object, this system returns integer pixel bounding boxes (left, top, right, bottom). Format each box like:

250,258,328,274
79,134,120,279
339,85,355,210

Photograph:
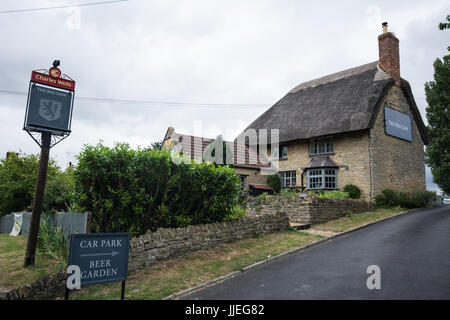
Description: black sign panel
24,83,74,134
384,105,413,142
68,233,130,287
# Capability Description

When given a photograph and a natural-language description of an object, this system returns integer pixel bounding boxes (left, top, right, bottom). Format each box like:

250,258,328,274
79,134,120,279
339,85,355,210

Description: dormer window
279,144,288,160
310,137,334,155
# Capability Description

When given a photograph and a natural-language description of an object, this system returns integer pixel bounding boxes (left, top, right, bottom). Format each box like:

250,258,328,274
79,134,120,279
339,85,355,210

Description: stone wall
369,85,426,198
254,196,373,224
128,212,290,272
0,271,66,300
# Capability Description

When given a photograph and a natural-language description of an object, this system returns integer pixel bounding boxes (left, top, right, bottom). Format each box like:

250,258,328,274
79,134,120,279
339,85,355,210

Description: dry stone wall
128,212,290,272
254,197,373,224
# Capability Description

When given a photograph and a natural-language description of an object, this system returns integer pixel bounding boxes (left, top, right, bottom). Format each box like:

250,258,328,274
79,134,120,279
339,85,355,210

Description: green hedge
343,184,361,199
0,153,74,216
74,142,242,236
375,189,436,209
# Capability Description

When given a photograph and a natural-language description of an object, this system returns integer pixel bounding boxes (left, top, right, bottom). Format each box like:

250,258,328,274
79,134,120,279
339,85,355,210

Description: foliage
317,190,350,199
279,188,298,198
438,15,450,31
0,153,74,217
150,140,163,151
343,184,361,199
375,189,436,209
249,193,271,213
224,206,247,221
73,142,242,236
36,214,69,269
267,174,281,193
425,17,450,194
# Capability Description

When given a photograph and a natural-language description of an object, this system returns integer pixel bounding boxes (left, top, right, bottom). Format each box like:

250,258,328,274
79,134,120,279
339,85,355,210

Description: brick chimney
378,22,401,86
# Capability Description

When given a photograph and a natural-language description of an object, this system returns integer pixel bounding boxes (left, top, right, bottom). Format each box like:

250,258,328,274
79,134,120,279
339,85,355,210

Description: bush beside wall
74,142,242,237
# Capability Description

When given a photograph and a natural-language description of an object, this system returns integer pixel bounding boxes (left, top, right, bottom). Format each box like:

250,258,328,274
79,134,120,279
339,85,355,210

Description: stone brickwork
378,32,401,86
128,212,290,272
0,271,66,300
270,130,372,200
234,167,268,190
254,196,373,224
369,85,426,198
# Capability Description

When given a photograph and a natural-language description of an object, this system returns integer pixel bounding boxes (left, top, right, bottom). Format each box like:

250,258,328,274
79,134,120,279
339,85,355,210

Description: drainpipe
300,168,306,191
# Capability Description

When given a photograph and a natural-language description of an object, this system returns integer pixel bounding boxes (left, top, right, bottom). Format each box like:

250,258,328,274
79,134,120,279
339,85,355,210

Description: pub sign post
23,61,76,266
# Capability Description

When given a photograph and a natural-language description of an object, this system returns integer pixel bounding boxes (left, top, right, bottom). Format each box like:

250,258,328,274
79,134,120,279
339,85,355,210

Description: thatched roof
242,61,428,144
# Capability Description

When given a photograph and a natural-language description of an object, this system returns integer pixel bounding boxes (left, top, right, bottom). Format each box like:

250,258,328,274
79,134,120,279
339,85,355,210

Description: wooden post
24,131,51,266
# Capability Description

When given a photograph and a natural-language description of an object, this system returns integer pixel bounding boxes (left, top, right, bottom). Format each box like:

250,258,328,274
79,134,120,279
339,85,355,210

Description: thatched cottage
163,23,428,200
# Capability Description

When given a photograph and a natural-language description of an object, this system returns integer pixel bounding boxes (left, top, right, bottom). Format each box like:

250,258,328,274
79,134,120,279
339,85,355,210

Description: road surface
182,205,450,299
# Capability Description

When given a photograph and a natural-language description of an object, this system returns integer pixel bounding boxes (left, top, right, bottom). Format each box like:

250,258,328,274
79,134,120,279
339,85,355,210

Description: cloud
0,0,448,174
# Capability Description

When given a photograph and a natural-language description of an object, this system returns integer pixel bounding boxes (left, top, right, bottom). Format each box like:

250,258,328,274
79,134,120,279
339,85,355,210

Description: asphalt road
182,205,450,300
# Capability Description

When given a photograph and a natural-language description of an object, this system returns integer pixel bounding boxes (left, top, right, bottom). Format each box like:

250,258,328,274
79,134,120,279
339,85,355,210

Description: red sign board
31,71,75,91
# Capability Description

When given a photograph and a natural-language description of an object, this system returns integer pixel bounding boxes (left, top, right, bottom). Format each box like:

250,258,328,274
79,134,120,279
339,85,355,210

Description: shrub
280,188,298,198
317,190,350,199
37,214,69,269
375,189,435,209
343,184,361,199
0,153,74,217
267,174,281,193
249,193,271,213
74,142,242,236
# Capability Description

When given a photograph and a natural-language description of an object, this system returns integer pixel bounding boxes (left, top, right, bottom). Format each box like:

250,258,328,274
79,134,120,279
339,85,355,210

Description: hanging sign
24,67,75,135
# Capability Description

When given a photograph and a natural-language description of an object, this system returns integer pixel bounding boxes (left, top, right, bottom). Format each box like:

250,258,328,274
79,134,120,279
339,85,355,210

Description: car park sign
68,233,130,287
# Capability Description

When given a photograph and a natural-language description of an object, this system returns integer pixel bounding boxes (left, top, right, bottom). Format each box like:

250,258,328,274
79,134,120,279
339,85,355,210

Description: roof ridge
288,61,379,94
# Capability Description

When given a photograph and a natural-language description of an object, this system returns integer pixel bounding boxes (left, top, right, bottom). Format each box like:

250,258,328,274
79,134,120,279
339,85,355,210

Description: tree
424,16,450,194
0,153,74,216
150,140,163,150
438,15,450,30
267,174,281,193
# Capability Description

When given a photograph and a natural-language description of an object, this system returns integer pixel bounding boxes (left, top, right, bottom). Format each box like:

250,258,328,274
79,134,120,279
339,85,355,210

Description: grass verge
0,234,60,290
313,207,409,232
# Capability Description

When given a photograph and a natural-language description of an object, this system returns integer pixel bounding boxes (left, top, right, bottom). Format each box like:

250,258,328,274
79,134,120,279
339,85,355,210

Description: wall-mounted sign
384,105,412,142
68,233,130,287
24,83,74,134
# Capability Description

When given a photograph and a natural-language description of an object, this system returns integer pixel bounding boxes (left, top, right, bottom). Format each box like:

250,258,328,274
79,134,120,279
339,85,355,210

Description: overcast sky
0,0,448,194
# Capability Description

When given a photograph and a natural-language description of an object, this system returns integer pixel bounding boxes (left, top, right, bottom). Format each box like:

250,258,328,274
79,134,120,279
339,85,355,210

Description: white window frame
306,168,337,189
279,170,296,187
310,137,334,155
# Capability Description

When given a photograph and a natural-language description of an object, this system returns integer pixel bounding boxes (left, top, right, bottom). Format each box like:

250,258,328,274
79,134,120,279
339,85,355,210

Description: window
239,175,247,189
310,137,334,155
279,144,288,160
307,168,337,189
279,170,296,187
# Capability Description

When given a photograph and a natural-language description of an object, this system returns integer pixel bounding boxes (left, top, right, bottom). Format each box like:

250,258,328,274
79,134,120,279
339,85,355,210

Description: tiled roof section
172,132,270,169
306,156,338,169
249,184,273,190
